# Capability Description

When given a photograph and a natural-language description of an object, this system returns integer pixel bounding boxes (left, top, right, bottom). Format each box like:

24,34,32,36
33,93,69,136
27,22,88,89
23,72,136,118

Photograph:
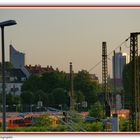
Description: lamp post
0,20,17,131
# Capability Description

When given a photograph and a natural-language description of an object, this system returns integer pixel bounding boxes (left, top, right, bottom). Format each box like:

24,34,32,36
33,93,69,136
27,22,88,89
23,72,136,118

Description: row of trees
122,56,140,109
0,62,102,114
20,70,99,111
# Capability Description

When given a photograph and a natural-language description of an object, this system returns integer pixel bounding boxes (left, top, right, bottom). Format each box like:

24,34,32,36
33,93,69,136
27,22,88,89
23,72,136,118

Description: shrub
7,124,67,132
82,121,103,132
119,118,130,131
33,113,51,126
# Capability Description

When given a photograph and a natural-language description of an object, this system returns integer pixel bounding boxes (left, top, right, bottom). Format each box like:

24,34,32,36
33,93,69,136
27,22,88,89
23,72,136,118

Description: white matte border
0,1,139,140
0,0,140,6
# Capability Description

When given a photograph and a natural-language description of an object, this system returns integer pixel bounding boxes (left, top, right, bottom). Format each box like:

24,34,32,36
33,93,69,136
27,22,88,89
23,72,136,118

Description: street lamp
0,20,17,131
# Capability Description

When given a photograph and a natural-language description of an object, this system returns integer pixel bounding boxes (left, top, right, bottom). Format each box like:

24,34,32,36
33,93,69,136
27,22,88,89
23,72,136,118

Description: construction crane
129,32,140,131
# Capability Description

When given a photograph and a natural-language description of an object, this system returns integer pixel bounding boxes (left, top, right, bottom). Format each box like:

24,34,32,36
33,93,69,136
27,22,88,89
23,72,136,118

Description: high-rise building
9,44,30,78
112,52,129,80
10,44,25,68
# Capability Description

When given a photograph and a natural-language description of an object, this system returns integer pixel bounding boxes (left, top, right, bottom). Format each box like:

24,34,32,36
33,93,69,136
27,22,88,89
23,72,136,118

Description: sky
0,8,140,82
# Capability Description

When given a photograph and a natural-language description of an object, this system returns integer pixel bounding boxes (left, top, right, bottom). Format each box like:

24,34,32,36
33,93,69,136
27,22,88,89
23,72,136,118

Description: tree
4,93,20,112
33,90,48,106
21,71,68,108
89,101,104,118
0,62,13,72
47,93,55,107
6,93,20,105
20,90,35,112
21,74,41,92
75,90,85,104
40,71,66,93
21,69,99,110
74,70,98,108
51,88,69,108
122,56,140,109
20,90,33,105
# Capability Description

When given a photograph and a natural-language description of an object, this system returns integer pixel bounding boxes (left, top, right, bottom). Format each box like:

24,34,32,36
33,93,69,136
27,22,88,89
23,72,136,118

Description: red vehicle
23,113,43,126
0,117,25,128
0,113,44,128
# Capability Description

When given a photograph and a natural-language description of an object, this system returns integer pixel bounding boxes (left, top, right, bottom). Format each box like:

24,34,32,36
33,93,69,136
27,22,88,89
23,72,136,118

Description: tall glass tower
112,52,129,80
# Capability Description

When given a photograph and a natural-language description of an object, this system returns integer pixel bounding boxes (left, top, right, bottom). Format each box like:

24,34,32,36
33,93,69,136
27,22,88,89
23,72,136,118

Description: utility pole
102,42,108,97
69,62,75,111
130,32,140,131
102,42,110,117
113,50,116,110
112,50,119,131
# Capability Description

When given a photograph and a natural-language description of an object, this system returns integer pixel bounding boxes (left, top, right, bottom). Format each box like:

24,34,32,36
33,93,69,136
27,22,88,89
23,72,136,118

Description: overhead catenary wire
88,37,130,72
107,37,130,56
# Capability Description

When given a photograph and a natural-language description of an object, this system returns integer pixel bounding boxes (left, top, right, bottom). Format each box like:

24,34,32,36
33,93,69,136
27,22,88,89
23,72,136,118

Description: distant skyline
0,8,140,81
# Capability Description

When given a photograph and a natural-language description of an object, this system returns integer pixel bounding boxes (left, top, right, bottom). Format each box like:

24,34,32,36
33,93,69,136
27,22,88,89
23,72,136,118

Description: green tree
122,56,140,109
21,69,99,110
6,93,20,105
89,101,104,118
33,90,48,106
21,74,41,92
5,93,20,111
75,91,85,111
21,71,68,108
74,70,98,108
40,71,66,93
47,93,54,107
20,91,34,112
20,90,33,105
0,62,13,72
51,88,69,107
75,90,85,104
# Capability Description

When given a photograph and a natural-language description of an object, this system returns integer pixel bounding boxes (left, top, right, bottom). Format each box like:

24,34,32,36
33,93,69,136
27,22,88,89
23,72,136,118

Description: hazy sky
0,8,140,81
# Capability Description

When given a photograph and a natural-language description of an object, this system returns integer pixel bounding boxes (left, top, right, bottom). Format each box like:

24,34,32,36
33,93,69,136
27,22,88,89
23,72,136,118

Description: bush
7,124,67,132
48,124,67,131
8,126,51,132
69,112,83,123
33,113,51,126
89,101,104,118
82,121,103,132
119,118,130,131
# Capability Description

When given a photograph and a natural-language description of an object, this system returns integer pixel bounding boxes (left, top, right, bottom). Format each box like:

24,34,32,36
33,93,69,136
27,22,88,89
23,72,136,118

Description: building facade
10,44,25,69
9,44,30,78
25,65,55,74
109,52,129,110
0,83,23,96
112,52,129,80
0,68,27,95
0,45,30,96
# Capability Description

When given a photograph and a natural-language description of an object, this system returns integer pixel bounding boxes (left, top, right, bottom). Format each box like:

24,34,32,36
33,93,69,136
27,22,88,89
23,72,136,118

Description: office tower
10,44,25,68
9,44,30,78
112,52,129,80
